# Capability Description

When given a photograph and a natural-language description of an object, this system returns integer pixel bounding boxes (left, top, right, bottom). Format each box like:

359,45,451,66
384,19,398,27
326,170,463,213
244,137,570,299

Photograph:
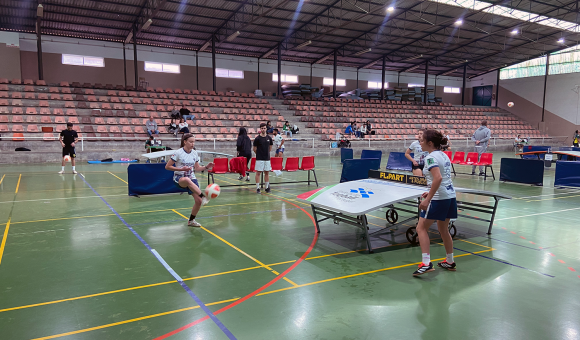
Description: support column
397,72,400,87
257,58,260,90
356,68,359,89
277,44,282,98
133,26,138,89
195,51,199,90
310,63,313,85
211,36,216,92
381,56,386,100
333,50,337,98
36,18,43,80
495,69,500,108
423,61,429,103
461,64,467,105
541,54,550,122
123,43,127,88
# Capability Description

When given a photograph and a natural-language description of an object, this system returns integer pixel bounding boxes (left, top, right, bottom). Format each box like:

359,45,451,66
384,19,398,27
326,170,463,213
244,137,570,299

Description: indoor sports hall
1,1,580,339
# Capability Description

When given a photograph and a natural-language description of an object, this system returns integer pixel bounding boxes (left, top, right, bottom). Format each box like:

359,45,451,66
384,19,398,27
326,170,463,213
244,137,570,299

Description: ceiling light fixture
199,41,210,52
558,38,565,44
387,6,395,12
142,19,153,30
296,40,312,49
511,29,518,35
125,31,133,44
226,31,240,42
316,55,331,64
455,19,463,26
446,59,468,66
440,68,458,76
402,54,423,61
405,64,422,72
354,48,372,56
362,60,378,68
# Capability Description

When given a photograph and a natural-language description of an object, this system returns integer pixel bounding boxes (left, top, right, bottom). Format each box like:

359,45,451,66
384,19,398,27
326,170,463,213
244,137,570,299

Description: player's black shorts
412,163,424,171
62,145,76,158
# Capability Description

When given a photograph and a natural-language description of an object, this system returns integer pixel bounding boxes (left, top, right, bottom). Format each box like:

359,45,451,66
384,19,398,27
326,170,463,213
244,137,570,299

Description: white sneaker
58,170,65,174
188,219,201,227
72,170,77,174
201,196,209,206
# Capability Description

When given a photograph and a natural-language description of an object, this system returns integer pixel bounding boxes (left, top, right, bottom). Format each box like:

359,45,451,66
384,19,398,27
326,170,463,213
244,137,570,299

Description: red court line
153,195,319,340
568,267,576,272
558,259,565,264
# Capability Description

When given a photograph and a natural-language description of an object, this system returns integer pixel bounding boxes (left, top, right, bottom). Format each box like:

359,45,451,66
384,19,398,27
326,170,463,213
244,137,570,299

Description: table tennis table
515,150,580,161
297,170,512,253
141,150,234,163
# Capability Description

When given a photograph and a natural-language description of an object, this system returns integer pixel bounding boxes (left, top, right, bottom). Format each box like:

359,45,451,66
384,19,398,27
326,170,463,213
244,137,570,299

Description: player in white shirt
413,129,458,276
405,129,429,176
273,128,285,157
165,133,214,227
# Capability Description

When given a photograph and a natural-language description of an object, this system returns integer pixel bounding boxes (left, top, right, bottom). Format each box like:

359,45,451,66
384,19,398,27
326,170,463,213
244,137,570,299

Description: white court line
0,194,127,204
495,206,580,221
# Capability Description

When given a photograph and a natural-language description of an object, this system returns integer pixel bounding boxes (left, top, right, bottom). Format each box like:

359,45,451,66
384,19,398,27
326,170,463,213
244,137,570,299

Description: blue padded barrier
128,163,189,196
499,158,544,186
341,148,354,163
386,152,413,171
554,161,580,188
340,158,381,183
361,150,382,164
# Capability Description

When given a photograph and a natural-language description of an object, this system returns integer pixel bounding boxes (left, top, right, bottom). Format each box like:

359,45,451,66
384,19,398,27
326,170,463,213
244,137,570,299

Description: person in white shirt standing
405,129,429,176
471,121,491,176
165,133,214,227
273,128,285,158
413,129,457,276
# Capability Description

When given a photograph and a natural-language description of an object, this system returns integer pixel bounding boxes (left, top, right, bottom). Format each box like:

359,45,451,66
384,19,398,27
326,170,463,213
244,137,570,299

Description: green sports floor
0,153,579,340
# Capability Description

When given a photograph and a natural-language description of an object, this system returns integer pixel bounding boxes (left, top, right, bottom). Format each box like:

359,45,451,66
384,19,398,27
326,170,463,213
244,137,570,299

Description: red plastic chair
300,156,315,170
450,151,465,164
249,157,256,172
474,153,495,180
209,158,229,174
284,157,300,171
270,157,283,171
459,152,479,165
443,151,452,160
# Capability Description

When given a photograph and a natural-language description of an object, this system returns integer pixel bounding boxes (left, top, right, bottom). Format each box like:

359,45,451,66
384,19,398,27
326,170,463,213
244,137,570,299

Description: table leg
361,214,373,253
487,197,499,234
311,206,321,233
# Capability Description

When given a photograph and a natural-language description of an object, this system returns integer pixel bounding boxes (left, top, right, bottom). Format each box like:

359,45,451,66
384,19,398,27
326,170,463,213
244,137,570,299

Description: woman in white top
165,133,214,227
176,117,189,136
405,129,429,176
359,124,367,138
412,129,457,276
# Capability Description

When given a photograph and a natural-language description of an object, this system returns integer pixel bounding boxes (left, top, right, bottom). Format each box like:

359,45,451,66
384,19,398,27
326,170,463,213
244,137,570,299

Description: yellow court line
4,201,267,226
107,171,128,184
173,209,299,286
0,174,5,186
14,174,21,194
32,249,493,340
0,218,10,265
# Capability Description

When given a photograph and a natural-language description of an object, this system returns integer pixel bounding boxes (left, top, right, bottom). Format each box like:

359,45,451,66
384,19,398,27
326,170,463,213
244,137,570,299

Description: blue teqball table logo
350,188,374,198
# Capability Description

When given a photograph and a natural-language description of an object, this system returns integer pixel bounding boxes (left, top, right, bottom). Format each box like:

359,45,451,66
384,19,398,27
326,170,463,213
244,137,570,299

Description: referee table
298,170,511,253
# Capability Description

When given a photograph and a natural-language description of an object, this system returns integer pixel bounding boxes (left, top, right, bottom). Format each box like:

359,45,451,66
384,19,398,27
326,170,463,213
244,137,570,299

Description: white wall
18,33,466,89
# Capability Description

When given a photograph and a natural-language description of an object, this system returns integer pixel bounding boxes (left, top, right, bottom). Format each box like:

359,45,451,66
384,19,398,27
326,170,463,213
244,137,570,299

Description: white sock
265,182,270,188
256,183,260,189
72,166,76,170
422,253,430,265
61,166,65,171
446,253,454,264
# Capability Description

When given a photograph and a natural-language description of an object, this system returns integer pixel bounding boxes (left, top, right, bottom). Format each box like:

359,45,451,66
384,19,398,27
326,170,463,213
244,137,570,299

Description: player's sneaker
478,172,485,176
58,170,65,174
256,188,261,194
238,175,244,180
188,219,201,227
471,171,476,175
437,261,456,271
245,177,250,182
412,262,434,276
72,170,77,174
265,186,271,193
201,196,209,206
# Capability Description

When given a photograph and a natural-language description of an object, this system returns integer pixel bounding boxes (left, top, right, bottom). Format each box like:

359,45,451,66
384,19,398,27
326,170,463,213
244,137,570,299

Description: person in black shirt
180,105,194,121
236,127,252,181
253,123,273,193
59,122,79,174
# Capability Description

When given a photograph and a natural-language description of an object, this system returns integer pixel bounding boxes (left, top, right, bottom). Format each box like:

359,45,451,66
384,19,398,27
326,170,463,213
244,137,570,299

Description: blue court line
454,246,555,278
79,174,237,340
459,230,541,251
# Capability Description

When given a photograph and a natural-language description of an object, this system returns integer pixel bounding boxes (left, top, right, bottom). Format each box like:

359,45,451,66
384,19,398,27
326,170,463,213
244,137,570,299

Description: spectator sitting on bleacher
353,122,361,138
514,134,526,152
170,107,180,119
441,130,451,151
283,121,293,138
177,117,190,136
266,121,274,134
146,116,159,137
345,123,354,136
168,119,178,135
471,120,491,176
365,120,373,135
360,123,367,138
180,105,195,121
